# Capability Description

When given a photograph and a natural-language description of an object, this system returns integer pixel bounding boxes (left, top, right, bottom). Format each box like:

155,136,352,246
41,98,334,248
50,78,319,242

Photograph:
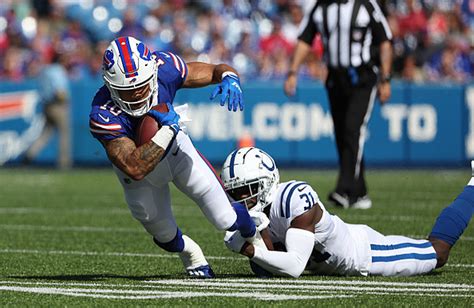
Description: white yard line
0,279,472,300
0,248,472,268
144,279,474,292
3,279,473,290
0,286,351,301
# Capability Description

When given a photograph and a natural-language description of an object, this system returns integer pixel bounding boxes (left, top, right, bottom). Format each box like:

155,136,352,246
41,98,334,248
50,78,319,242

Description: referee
284,0,393,209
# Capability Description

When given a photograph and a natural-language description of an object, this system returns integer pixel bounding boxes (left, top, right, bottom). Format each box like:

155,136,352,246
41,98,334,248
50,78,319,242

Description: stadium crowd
0,0,473,83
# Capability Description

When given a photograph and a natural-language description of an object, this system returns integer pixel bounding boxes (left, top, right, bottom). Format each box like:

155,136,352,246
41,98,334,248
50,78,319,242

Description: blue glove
210,72,244,112
147,103,180,135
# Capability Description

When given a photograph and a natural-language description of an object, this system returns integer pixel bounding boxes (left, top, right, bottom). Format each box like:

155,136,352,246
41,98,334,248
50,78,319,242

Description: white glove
248,229,267,249
249,211,270,231
224,230,267,254
224,230,246,253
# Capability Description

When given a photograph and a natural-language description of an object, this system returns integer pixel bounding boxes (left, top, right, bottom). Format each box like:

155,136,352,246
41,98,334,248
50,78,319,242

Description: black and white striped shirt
298,0,392,69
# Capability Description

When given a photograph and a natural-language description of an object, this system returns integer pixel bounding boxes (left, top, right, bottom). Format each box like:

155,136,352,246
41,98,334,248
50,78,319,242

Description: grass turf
0,167,472,306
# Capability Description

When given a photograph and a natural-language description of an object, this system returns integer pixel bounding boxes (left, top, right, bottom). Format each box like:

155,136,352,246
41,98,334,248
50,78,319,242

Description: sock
153,228,185,253
429,186,474,246
179,235,208,270
227,202,256,238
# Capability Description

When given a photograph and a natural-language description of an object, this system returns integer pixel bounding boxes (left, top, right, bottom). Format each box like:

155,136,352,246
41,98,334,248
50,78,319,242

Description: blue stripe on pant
368,236,437,276
370,241,433,251
372,253,437,263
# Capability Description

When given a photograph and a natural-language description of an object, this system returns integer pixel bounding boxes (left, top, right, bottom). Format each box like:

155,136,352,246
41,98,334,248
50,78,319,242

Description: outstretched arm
240,205,322,278
183,62,238,88
183,62,243,112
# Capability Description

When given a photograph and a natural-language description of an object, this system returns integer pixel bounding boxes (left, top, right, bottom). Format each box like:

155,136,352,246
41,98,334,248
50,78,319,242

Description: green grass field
0,167,472,306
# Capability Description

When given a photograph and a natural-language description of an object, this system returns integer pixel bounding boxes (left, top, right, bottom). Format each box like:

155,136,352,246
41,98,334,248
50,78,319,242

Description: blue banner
0,79,471,166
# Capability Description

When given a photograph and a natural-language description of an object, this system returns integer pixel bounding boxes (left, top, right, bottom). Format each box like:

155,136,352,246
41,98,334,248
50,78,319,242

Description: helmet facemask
226,178,265,211
105,71,158,117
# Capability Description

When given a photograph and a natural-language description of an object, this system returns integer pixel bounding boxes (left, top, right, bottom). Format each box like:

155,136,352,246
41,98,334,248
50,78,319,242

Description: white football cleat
179,235,214,278
186,265,215,279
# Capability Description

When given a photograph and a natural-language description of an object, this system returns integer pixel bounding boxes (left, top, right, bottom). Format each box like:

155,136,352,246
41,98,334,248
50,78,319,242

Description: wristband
222,71,239,80
151,126,175,149
380,74,392,83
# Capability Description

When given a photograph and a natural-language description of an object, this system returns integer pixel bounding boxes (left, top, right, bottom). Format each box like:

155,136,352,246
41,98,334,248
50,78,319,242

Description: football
134,103,169,146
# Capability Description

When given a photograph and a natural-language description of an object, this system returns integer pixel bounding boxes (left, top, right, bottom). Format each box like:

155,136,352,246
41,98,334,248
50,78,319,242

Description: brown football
134,103,169,146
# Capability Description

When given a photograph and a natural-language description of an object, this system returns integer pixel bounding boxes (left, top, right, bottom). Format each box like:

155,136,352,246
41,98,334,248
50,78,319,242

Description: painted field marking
0,282,352,301
145,279,474,292
0,278,472,300
2,279,473,290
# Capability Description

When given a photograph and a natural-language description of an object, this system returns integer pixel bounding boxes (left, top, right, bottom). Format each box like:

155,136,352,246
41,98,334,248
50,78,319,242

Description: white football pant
113,131,237,243
364,226,437,276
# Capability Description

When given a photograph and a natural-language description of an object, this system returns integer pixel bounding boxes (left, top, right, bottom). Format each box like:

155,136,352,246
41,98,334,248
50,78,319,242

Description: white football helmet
102,36,158,117
221,147,280,212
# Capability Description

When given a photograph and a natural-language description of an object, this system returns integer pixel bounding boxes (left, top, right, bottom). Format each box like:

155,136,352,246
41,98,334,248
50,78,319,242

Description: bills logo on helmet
137,42,151,61
103,49,115,70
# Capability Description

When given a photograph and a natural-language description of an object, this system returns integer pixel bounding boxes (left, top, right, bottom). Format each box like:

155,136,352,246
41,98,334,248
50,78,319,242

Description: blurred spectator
0,0,472,82
425,38,472,82
118,8,145,39
258,17,294,79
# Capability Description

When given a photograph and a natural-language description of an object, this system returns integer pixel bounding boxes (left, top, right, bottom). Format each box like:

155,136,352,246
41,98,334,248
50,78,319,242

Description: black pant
326,66,377,201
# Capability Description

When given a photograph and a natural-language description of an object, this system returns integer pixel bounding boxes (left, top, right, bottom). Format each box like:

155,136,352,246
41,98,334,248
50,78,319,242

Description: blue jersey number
299,191,315,211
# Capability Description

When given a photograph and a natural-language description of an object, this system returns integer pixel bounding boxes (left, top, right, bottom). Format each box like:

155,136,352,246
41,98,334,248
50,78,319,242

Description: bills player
222,147,473,277
89,36,256,278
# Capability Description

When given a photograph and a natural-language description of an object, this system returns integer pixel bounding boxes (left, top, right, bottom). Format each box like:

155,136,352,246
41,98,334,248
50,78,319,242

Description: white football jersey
267,181,371,276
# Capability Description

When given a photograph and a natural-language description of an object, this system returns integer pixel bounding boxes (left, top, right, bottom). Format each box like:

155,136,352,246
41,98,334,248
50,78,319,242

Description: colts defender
222,147,473,277
89,36,256,278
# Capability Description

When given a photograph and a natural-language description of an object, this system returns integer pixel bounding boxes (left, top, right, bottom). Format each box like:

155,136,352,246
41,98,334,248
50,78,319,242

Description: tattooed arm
102,137,165,181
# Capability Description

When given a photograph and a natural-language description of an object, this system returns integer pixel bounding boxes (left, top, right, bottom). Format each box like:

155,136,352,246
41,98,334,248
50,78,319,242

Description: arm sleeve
367,0,392,43
251,228,315,278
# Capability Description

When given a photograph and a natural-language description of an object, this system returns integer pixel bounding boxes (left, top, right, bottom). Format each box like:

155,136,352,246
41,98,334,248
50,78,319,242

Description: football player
222,147,473,277
89,36,256,278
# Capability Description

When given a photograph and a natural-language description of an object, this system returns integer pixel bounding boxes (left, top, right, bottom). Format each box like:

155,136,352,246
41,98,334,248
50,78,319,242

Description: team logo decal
256,152,275,171
137,42,151,61
103,49,115,70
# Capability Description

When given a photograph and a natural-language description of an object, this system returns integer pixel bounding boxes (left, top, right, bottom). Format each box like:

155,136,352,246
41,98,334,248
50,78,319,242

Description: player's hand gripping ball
134,103,180,146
